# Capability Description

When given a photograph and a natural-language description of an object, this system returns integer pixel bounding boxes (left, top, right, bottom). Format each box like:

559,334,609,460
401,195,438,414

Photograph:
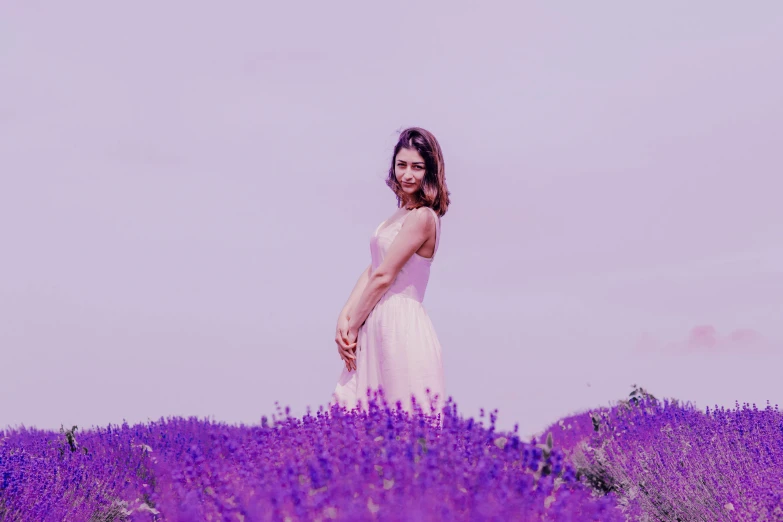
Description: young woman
331,127,450,421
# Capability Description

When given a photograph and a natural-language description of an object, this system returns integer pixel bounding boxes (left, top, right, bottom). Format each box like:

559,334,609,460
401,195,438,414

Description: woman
331,127,450,421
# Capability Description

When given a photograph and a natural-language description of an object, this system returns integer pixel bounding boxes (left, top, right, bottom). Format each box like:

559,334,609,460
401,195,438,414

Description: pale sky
1,1,781,438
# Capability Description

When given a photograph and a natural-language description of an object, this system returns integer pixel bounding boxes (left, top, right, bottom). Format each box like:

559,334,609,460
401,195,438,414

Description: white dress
331,207,446,419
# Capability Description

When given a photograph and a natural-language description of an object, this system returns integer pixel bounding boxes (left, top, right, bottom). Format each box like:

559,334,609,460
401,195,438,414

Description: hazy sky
1,2,781,438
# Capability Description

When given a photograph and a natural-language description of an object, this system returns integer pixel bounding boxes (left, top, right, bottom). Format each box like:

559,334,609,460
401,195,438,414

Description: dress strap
373,219,387,237
424,207,441,261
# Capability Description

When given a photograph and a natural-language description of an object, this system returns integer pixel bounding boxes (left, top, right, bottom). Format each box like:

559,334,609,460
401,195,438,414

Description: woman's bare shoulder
404,207,436,233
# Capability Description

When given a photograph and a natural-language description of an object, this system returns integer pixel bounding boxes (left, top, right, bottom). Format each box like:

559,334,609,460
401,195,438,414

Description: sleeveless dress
331,207,446,420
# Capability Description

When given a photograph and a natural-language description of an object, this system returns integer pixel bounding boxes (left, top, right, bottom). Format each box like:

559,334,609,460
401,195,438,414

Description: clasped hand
335,316,358,372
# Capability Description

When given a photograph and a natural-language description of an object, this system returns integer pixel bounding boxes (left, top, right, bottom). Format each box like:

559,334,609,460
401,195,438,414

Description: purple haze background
1,2,781,439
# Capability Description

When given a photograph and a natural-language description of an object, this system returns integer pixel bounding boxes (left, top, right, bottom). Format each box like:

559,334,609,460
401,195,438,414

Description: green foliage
61,425,78,452
88,500,130,522
574,385,660,498
627,383,656,406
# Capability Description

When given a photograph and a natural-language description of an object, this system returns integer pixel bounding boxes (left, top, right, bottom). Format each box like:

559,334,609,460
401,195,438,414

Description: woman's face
394,147,426,201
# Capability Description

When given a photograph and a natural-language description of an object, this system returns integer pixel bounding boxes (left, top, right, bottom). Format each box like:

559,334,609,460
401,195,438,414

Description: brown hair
385,127,450,217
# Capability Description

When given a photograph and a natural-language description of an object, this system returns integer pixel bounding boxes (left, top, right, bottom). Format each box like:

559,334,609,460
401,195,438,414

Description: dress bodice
370,207,441,303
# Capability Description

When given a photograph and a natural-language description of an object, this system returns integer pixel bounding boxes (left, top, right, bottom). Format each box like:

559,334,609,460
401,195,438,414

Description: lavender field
1,387,781,521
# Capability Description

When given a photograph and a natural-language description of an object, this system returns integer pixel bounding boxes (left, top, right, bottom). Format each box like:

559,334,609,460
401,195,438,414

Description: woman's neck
401,196,422,210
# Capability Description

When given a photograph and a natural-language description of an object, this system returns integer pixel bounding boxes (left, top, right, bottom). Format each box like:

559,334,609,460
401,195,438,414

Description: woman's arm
346,208,435,334
338,264,372,322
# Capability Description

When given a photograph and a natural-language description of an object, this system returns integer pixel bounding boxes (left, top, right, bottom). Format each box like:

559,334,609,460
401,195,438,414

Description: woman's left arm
346,208,436,336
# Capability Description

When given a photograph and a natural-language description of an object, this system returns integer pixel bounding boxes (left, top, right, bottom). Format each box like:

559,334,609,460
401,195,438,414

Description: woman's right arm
338,264,372,323
336,265,372,371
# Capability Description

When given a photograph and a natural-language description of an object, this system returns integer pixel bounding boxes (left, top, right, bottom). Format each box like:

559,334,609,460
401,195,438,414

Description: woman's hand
335,315,357,371
346,326,359,347
342,326,359,371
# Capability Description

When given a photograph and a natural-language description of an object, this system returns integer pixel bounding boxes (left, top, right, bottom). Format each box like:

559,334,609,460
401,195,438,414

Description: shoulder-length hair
385,127,451,217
